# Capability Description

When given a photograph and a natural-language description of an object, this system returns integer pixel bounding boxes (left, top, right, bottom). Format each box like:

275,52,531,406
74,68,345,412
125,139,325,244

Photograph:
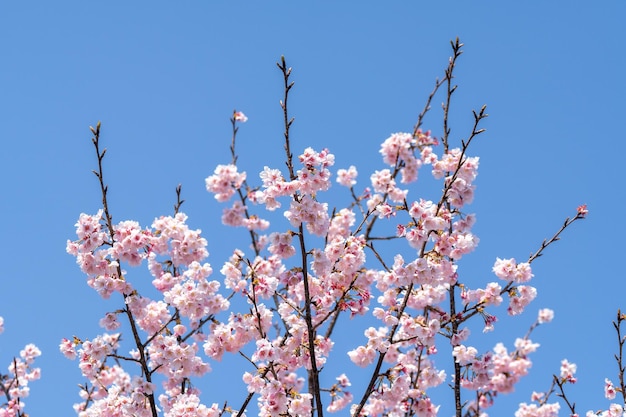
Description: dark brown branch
89,122,158,417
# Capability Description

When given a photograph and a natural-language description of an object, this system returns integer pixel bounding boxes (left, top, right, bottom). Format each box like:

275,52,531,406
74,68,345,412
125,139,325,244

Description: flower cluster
62,47,590,417
205,164,247,203
0,317,41,417
65,210,231,414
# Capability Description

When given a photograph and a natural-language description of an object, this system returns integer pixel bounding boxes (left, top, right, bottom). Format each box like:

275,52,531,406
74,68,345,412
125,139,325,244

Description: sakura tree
4,39,622,417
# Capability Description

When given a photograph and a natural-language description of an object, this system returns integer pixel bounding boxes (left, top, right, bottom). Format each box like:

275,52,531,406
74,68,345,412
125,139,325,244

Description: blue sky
1,2,624,416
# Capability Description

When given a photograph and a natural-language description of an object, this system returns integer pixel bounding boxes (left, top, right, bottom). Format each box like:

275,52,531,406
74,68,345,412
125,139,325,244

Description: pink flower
99,312,121,331
59,338,78,360
605,378,617,400
374,203,395,219
515,402,560,417
336,165,358,187
577,204,588,217
559,359,577,383
205,164,246,202
493,258,534,283
452,345,478,365
508,285,537,316
289,393,313,415
284,195,330,236
493,257,517,280
450,328,470,346
326,391,352,413
347,345,376,367
268,232,296,259
221,201,246,227
335,373,351,387
233,111,248,122
537,308,554,324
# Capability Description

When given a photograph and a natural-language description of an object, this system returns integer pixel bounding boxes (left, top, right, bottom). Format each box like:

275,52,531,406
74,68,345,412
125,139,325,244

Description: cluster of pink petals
336,165,358,187
515,401,560,417
560,359,577,383
462,282,503,308
297,147,334,194
111,220,151,266
457,337,540,413
537,308,555,324
65,209,238,415
161,393,222,417
62,108,593,417
587,404,625,417
233,111,248,122
432,148,479,208
0,319,41,417
253,166,299,210
493,257,534,283
370,169,407,203
205,164,247,203
251,147,335,214
284,195,330,236
507,285,537,316
379,131,436,184
221,201,270,231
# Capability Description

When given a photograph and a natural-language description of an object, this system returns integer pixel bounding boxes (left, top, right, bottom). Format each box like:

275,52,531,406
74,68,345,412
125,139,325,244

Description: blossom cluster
65,212,231,415
0,317,41,417
61,54,592,417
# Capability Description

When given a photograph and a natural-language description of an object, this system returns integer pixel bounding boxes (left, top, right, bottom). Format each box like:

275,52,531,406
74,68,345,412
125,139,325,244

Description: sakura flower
99,312,121,331
205,164,247,202
370,169,393,194
450,327,470,346
605,378,617,400
559,359,577,383
233,110,248,122
59,338,78,360
336,373,351,387
284,194,330,236
507,285,537,316
327,391,352,413
289,393,314,416
374,202,395,219
336,165,358,187
537,308,554,324
515,402,560,417
162,393,221,417
452,344,478,365
221,201,246,227
268,232,296,258
493,257,534,283
348,345,376,367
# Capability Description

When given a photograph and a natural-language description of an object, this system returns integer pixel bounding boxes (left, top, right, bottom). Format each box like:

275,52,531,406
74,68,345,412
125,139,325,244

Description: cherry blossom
59,48,592,417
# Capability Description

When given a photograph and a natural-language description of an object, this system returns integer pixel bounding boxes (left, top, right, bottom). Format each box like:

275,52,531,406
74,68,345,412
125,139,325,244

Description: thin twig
89,122,158,417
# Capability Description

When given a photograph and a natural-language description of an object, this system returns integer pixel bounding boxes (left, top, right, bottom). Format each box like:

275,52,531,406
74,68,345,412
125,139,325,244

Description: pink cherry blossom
336,165,358,187
205,164,247,202
493,257,534,283
508,285,537,316
515,402,560,417
605,378,617,400
60,52,592,417
348,345,377,367
538,308,555,324
233,110,248,122
453,344,478,365
560,359,577,383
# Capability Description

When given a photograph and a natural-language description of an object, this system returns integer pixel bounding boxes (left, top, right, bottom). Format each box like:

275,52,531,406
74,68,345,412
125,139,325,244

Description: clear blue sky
1,2,624,416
